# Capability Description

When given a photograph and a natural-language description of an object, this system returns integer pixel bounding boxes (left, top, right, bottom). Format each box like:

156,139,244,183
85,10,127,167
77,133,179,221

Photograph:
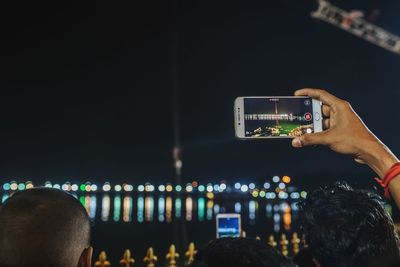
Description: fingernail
292,138,302,148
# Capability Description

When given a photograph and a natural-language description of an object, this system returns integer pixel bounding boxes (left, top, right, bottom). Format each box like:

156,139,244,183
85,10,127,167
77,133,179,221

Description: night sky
1,1,400,188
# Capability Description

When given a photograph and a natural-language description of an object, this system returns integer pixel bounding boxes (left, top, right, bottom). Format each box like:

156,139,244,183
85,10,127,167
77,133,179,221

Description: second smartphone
234,96,322,139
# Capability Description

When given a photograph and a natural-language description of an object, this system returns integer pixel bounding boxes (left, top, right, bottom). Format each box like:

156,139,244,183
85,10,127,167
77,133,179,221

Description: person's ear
77,246,93,267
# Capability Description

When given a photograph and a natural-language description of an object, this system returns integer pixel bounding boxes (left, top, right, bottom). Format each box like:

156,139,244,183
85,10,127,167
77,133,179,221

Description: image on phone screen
243,97,314,138
217,216,241,238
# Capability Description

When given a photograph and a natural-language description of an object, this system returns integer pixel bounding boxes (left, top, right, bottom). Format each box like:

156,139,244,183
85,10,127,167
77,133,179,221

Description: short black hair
299,182,400,267
0,188,91,267
190,238,296,267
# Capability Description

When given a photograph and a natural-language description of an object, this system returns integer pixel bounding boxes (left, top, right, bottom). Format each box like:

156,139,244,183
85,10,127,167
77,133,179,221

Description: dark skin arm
291,88,400,207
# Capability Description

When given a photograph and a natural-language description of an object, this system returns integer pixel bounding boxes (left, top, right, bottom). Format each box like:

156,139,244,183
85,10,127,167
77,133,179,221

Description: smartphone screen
216,214,241,238
235,97,322,139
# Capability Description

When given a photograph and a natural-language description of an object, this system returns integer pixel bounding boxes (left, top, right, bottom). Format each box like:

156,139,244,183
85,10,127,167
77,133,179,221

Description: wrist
359,140,399,178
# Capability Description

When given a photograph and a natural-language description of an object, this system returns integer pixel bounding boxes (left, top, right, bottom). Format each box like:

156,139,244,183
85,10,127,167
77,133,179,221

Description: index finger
295,88,341,106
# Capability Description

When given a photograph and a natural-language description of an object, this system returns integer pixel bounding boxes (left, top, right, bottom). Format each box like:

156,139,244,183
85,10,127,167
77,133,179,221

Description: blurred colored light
26,183,34,189
123,184,133,192
103,183,111,192
192,181,198,187
249,183,255,190
114,185,122,192
3,183,11,191
145,184,155,192
186,185,193,192
158,185,166,192
282,176,291,183
234,183,241,190
80,184,86,191
300,191,307,198
240,185,248,192
259,191,266,197
272,176,280,183
278,191,288,199
85,185,91,192
290,192,300,199
278,182,286,189
53,184,61,189
220,183,226,191
71,184,79,191
213,184,219,191
137,185,145,192
18,183,25,190
91,184,98,192
166,185,173,192
10,182,18,191
206,185,213,192
44,182,52,188
175,185,182,192
264,182,271,189
198,185,205,192
252,191,259,197
62,184,69,191
206,192,214,199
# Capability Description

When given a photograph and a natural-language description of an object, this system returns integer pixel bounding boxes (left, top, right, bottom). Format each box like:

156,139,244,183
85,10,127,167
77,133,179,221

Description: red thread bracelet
375,162,400,199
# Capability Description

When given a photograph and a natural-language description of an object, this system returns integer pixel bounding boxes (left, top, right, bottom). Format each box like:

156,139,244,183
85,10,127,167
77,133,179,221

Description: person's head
0,188,92,267
190,237,295,267
299,182,400,267
294,248,317,267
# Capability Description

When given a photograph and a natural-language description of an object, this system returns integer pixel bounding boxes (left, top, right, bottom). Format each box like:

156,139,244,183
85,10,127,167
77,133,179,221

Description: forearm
359,140,398,178
360,140,400,207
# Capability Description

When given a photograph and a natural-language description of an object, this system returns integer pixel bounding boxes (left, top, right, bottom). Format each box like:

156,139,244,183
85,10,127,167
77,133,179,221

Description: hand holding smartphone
234,96,322,139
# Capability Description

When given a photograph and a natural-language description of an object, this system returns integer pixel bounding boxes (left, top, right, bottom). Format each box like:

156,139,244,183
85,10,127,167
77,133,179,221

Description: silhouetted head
294,248,317,267
190,237,295,267
299,182,400,267
0,188,92,267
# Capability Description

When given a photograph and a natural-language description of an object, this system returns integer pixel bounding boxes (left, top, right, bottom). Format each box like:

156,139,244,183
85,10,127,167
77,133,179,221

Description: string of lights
0,176,307,200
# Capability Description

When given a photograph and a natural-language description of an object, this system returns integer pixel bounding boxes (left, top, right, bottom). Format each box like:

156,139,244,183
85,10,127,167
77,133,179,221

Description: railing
93,232,304,267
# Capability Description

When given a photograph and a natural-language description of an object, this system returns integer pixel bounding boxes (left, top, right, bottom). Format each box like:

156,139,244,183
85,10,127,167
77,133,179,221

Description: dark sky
1,1,400,187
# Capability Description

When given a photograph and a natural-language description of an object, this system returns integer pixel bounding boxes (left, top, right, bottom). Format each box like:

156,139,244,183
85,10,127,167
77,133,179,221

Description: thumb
292,131,329,148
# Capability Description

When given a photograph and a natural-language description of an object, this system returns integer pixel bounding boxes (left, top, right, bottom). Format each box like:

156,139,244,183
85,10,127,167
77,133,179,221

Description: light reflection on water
198,197,205,222
113,195,121,222
145,196,154,222
166,196,172,223
186,197,193,221
158,196,165,222
137,196,144,223
206,200,213,221
123,196,132,222
101,195,110,222
0,193,298,232
175,197,182,219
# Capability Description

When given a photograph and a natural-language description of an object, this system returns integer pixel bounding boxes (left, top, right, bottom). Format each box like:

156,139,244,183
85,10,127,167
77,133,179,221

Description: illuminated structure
312,0,400,55
244,114,304,121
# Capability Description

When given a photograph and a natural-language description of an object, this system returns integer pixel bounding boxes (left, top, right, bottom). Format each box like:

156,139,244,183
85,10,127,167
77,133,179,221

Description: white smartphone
234,96,323,139
216,213,241,238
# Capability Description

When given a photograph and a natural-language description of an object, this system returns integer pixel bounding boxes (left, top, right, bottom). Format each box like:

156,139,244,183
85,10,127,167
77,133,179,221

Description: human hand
291,88,398,177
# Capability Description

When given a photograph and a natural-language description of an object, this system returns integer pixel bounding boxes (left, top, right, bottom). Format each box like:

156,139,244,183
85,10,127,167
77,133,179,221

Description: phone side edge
234,97,246,139
312,99,323,133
